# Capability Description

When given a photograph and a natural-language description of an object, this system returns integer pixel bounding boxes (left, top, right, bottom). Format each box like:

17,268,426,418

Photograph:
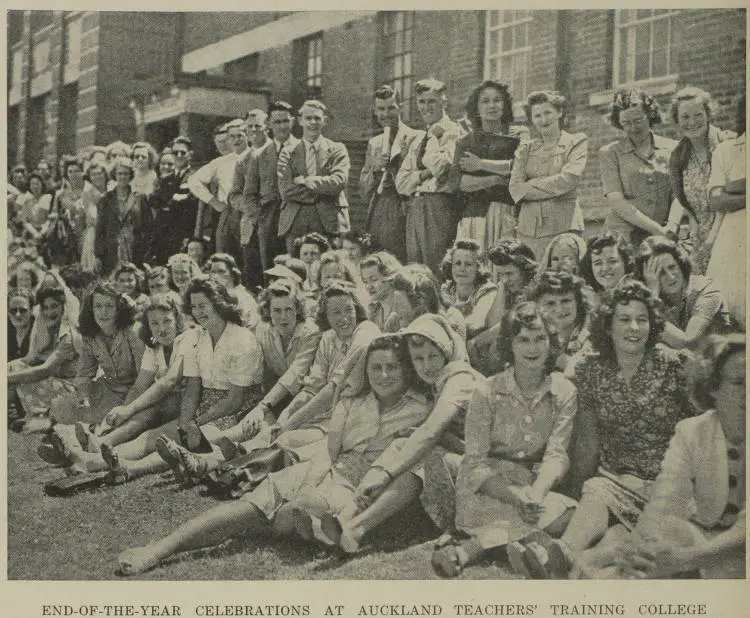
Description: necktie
305,142,318,176
416,132,430,170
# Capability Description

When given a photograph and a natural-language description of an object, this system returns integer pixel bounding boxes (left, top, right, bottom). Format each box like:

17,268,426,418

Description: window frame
484,10,533,102
380,11,415,121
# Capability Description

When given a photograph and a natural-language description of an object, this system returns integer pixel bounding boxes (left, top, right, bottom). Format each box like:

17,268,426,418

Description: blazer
94,188,150,275
277,136,350,237
239,136,300,243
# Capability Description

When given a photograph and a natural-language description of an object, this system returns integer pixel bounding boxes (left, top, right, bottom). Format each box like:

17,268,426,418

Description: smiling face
114,165,132,188
530,102,562,136
299,106,326,141
8,294,32,329
15,268,35,291
417,89,446,126
451,248,479,287
269,295,297,339
325,294,357,339
591,246,626,291
88,166,108,191
227,126,248,154
159,153,175,177
170,263,191,290
28,176,44,197
146,308,178,347
539,291,577,333
611,300,651,357
268,110,293,143
299,243,322,265
40,296,64,327
550,241,579,274
148,270,170,294
190,292,223,332
92,293,118,333
407,338,447,385
512,323,550,373
246,116,267,148
361,265,388,301
619,105,651,143
115,272,138,297
209,261,234,289
319,261,344,287
495,263,524,293
677,99,709,142
374,95,401,130
477,86,505,125
367,348,407,402
342,239,363,265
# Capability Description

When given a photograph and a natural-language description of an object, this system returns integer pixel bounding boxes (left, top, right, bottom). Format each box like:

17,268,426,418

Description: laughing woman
117,335,429,576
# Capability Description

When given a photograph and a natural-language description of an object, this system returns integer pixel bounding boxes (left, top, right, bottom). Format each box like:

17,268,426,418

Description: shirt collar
495,367,552,401
428,113,452,133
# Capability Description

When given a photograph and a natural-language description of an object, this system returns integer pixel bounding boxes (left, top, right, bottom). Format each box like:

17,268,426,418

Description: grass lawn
8,431,519,581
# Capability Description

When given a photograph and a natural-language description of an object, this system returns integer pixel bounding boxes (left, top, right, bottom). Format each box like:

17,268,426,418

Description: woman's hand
513,486,545,524
643,255,662,296
104,405,129,429
239,404,267,438
459,152,484,173
617,538,695,579
354,467,392,511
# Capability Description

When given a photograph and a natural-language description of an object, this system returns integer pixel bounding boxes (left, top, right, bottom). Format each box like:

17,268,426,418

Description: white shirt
187,148,249,206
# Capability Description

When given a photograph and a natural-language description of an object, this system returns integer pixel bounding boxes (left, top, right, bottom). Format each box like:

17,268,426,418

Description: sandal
100,444,129,485
289,508,340,547
75,422,100,453
155,435,186,484
431,544,465,578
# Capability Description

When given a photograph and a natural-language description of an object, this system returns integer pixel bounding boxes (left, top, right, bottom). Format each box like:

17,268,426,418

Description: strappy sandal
75,422,100,453
431,534,468,578
155,435,186,483
100,444,129,485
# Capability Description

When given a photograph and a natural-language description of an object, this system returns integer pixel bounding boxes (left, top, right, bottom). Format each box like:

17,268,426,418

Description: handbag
202,445,299,500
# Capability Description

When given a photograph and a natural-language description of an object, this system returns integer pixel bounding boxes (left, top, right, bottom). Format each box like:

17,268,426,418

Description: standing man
167,136,201,249
239,101,299,288
396,78,461,278
277,100,351,254
187,118,249,265
359,85,421,263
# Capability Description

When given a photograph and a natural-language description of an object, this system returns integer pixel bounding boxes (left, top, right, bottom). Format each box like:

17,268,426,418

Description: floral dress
682,154,713,273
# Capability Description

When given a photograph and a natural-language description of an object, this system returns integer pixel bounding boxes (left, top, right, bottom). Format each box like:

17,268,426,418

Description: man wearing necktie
396,79,462,280
278,100,351,254
359,85,421,263
239,101,300,288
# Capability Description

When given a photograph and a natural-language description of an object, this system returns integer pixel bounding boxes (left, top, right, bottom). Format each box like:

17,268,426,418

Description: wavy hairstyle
524,91,566,127
314,281,368,332
138,294,186,348
35,282,67,309
112,262,145,295
292,232,330,258
487,239,538,286
182,275,243,326
579,232,635,292
78,281,137,338
315,251,359,289
610,87,662,130
588,278,665,361
440,238,492,286
386,263,444,316
670,86,715,126
258,280,306,324
495,300,561,373
466,80,514,132
692,333,745,409
8,287,35,308
526,270,587,333
634,235,692,287
365,334,417,393
206,253,242,287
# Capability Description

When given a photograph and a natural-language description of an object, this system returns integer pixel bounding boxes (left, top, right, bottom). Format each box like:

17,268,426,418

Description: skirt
456,201,516,252
197,385,263,430
581,468,653,531
9,360,77,418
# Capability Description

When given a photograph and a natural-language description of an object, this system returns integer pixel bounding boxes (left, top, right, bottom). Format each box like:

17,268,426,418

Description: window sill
588,74,680,107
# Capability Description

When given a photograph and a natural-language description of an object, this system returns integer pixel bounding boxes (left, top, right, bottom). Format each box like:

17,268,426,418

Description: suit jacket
277,136,350,237
95,189,150,275
240,137,300,243
359,122,421,207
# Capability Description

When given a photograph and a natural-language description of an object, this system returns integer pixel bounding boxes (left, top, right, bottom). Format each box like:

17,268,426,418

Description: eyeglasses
172,150,189,156
9,307,29,315
133,154,149,160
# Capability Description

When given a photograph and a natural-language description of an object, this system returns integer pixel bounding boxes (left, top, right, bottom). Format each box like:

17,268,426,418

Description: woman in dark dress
7,287,35,362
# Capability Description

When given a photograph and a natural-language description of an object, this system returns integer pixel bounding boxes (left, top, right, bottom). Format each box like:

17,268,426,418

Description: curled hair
138,294,186,348
84,162,109,187
692,333,745,409
488,239,538,281
340,230,372,255
360,251,402,277
315,251,359,289
131,142,158,169
610,87,662,130
182,275,243,326
441,238,492,286
588,278,665,361
78,281,137,338
105,141,133,160
10,265,41,290
258,281,306,324
386,264,443,316
167,253,202,279
110,157,135,181
524,91,566,126
466,80,514,132
365,334,415,390
526,270,587,332
494,301,560,373
374,84,401,104
634,235,692,287
579,233,635,292
8,287,35,308
314,281,368,332
62,158,83,180
35,282,67,309
670,86,715,126
206,253,242,287
26,172,46,192
144,265,174,294
292,232,330,258
112,262,145,295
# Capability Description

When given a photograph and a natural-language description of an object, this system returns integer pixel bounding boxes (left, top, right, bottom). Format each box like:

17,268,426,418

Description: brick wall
182,12,287,54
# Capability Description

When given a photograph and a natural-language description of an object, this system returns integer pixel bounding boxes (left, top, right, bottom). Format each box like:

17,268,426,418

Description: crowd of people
6,76,746,580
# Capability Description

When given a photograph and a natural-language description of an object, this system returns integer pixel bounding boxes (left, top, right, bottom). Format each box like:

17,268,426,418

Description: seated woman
607,334,745,579
525,271,590,374
8,287,35,363
305,250,366,318
292,232,330,297
159,281,378,481
439,239,498,340
61,295,192,471
167,253,202,298
636,235,734,349
112,262,149,313
322,313,481,554
205,252,260,330
339,230,372,279
117,334,429,576
531,279,697,579
48,282,145,427
8,283,80,430
144,265,183,306
578,232,634,313
360,251,402,331
537,232,587,278
432,302,578,577
95,276,262,483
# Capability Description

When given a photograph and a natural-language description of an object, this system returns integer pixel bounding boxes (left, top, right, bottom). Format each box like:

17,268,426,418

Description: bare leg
100,406,163,449
561,493,611,553
340,472,423,552
118,501,269,575
116,421,179,461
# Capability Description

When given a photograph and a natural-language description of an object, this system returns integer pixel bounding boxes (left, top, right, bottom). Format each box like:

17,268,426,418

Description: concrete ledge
588,74,680,107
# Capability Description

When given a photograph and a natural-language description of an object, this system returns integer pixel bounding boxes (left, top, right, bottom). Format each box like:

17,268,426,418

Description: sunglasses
9,307,30,315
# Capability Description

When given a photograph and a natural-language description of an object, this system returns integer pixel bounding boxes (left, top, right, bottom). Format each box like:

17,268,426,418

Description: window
485,10,532,100
305,33,323,91
64,18,82,68
33,38,50,75
615,10,679,85
11,48,23,88
381,11,414,120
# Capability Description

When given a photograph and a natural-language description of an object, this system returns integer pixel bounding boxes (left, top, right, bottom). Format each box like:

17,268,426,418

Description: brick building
8,9,746,229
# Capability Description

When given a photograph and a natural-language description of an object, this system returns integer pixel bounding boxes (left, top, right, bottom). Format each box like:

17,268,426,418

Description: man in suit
396,78,461,279
359,85,421,263
237,102,299,288
278,100,351,254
